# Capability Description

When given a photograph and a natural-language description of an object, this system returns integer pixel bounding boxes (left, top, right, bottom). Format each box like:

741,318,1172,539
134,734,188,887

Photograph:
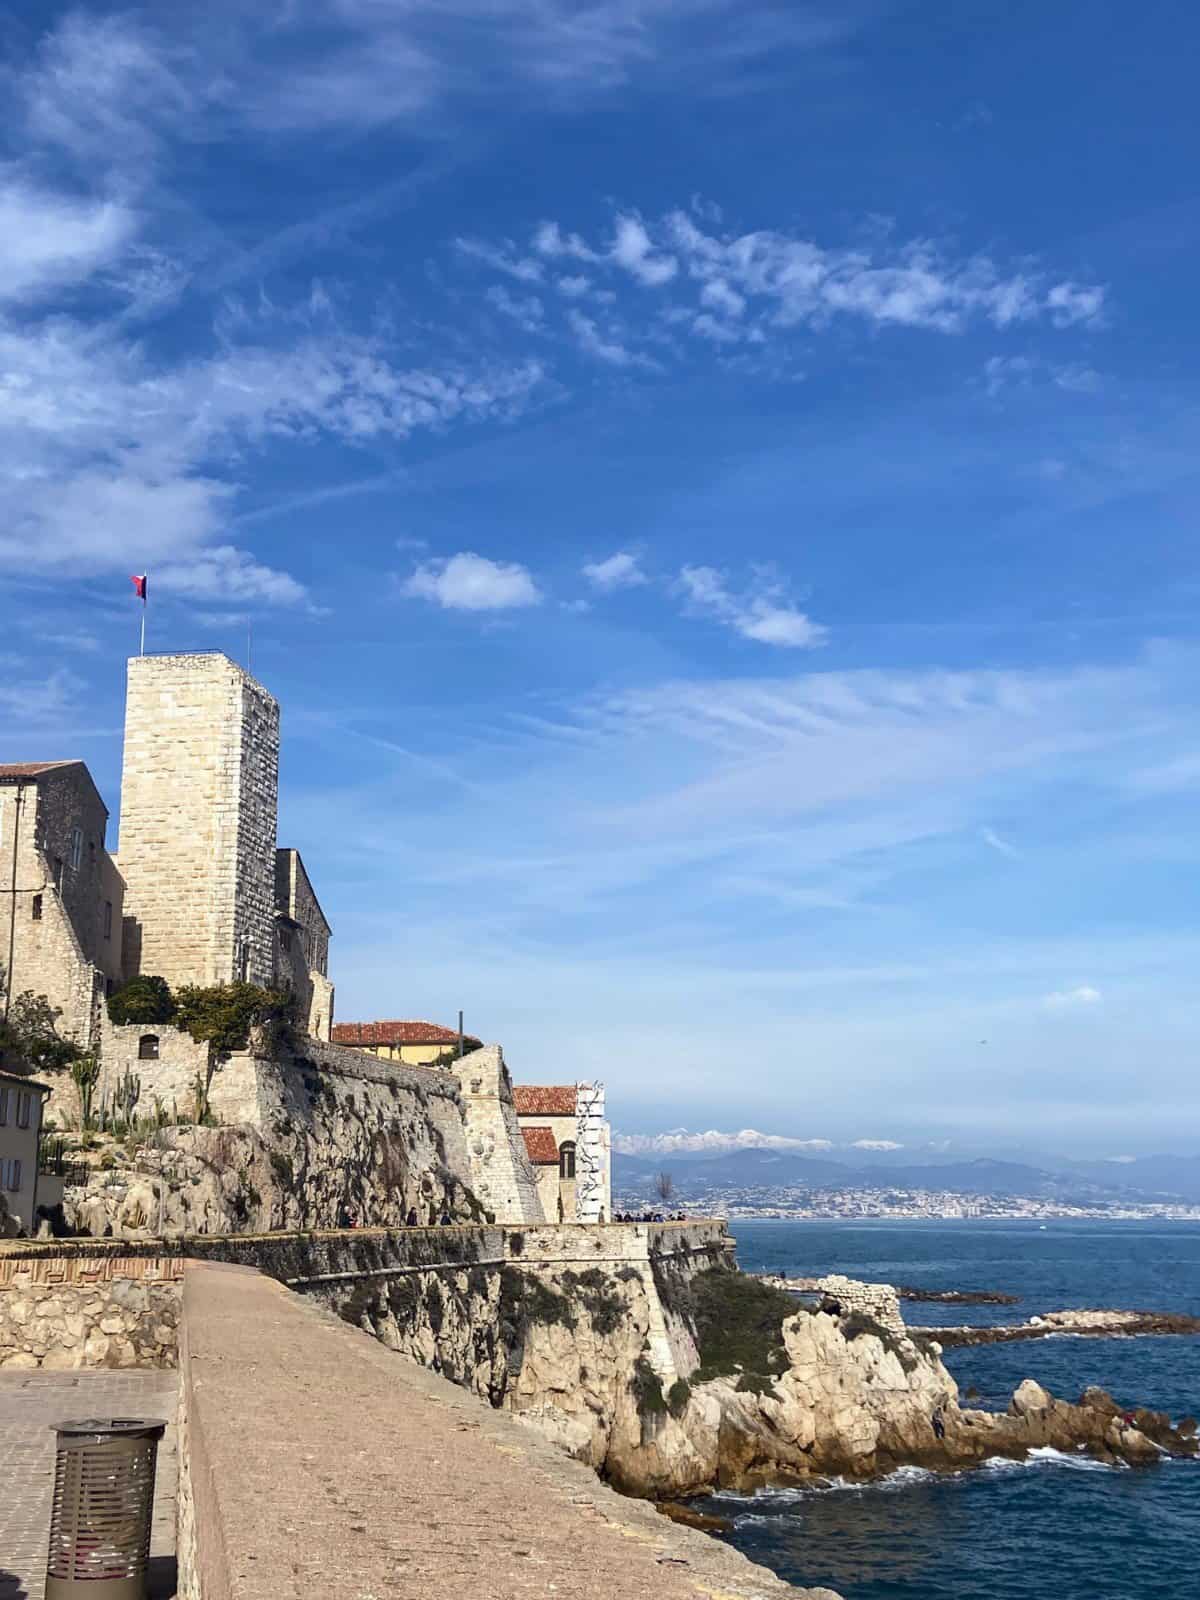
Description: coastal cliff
326,1242,1198,1498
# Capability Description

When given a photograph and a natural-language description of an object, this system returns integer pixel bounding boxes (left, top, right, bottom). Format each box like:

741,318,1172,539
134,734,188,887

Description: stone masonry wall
816,1274,907,1338
232,669,279,989
0,1251,181,1369
55,1041,482,1237
118,654,280,991
0,766,119,1051
0,1221,726,1378
450,1046,545,1224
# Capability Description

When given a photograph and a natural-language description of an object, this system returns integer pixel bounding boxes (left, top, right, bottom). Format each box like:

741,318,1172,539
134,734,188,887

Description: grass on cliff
688,1268,801,1391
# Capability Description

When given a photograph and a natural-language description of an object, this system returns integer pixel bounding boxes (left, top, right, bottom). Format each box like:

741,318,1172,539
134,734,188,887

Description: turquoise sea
701,1220,1200,1600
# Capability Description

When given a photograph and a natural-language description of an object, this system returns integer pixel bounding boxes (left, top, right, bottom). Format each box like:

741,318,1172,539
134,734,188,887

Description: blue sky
2,2,1198,1155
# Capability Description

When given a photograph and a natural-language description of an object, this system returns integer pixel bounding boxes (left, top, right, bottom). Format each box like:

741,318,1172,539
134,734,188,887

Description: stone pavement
0,1369,178,1600
182,1263,833,1598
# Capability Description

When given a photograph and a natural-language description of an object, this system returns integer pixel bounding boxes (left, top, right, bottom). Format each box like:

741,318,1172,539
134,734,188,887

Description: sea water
700,1220,1200,1600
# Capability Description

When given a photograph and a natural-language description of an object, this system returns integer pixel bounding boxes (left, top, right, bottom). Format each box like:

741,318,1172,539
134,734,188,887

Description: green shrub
107,976,176,1026
631,1357,667,1416
841,1310,921,1372
561,1267,625,1336
667,1378,692,1416
687,1268,799,1388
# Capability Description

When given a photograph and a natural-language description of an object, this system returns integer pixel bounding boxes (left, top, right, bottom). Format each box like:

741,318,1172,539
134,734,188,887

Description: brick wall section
118,654,280,991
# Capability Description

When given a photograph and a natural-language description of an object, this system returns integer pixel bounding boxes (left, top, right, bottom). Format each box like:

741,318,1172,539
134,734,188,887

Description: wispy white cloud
566,308,657,368
980,825,1021,859
457,237,545,283
1042,985,1103,1011
154,545,309,607
458,206,1108,371
0,182,134,304
677,565,827,648
486,284,545,332
402,552,543,611
984,354,1103,396
582,551,648,591
850,1138,904,1151
610,214,678,287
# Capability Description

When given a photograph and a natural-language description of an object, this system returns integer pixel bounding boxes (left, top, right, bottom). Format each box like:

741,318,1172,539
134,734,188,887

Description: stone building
513,1083,611,1224
115,652,334,1028
2,653,335,1064
330,1019,482,1067
0,1070,50,1236
274,850,333,1042
118,653,281,992
0,762,125,1052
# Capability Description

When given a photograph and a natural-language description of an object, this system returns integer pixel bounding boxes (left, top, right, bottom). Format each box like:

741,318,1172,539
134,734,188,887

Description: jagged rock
1010,1378,1053,1416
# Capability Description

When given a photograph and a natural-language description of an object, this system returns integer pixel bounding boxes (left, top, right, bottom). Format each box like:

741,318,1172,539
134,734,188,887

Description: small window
52,858,63,893
16,1092,31,1130
1,1158,20,1192
0,1086,8,1126
280,928,292,952
559,1141,576,1180
70,828,83,871
138,1034,160,1061
31,893,43,921
103,900,113,940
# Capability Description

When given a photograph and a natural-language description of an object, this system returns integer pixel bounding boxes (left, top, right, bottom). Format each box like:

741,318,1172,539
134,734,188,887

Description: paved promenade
0,1370,178,1600
183,1262,828,1598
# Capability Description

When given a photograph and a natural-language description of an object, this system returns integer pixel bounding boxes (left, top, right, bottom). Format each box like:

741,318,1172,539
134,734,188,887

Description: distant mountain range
613,1145,1200,1205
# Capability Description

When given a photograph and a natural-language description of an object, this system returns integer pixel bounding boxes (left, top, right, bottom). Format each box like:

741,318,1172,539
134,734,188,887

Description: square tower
117,653,280,990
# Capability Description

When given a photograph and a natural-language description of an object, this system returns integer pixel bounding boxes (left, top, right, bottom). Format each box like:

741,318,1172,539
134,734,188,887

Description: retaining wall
0,1220,727,1370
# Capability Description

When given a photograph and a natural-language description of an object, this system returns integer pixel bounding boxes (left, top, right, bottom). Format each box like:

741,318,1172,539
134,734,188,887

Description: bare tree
654,1171,675,1204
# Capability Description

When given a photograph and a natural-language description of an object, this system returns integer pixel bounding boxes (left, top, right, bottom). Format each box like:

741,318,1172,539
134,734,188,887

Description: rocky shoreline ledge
594,1270,1199,1498
756,1273,1018,1305
931,1307,1200,1346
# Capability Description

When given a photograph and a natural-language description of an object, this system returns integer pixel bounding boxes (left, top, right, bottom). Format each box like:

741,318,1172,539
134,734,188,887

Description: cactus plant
70,1053,101,1131
117,1067,142,1127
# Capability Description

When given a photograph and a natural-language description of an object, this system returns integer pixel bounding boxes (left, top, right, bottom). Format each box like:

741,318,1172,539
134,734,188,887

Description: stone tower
117,653,280,990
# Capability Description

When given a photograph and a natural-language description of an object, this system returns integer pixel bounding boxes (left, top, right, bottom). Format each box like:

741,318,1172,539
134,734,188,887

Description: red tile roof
521,1126,559,1164
513,1085,576,1117
0,761,82,780
331,1020,483,1049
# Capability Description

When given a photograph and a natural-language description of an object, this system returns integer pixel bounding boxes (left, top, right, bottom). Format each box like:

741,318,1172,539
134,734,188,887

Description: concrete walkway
0,1370,178,1600
182,1262,832,1599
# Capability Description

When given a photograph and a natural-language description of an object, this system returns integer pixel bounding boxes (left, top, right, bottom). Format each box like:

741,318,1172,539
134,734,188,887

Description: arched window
138,1034,160,1061
559,1141,576,1180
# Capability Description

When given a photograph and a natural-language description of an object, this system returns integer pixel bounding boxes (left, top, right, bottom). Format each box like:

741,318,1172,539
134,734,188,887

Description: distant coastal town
616,1182,1200,1223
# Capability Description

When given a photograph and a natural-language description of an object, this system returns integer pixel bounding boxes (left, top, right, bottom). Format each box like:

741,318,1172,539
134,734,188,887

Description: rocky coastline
756,1273,1018,1305
931,1307,1200,1346
478,1264,1200,1501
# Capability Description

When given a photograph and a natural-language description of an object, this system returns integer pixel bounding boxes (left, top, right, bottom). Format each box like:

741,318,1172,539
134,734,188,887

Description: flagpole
140,573,147,656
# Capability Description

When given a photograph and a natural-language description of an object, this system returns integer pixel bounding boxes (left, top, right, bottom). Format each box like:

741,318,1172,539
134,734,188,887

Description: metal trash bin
45,1417,167,1600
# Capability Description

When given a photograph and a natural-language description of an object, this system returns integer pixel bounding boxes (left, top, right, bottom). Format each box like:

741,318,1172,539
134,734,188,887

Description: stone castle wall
450,1046,545,1224
0,1221,727,1376
118,654,280,991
